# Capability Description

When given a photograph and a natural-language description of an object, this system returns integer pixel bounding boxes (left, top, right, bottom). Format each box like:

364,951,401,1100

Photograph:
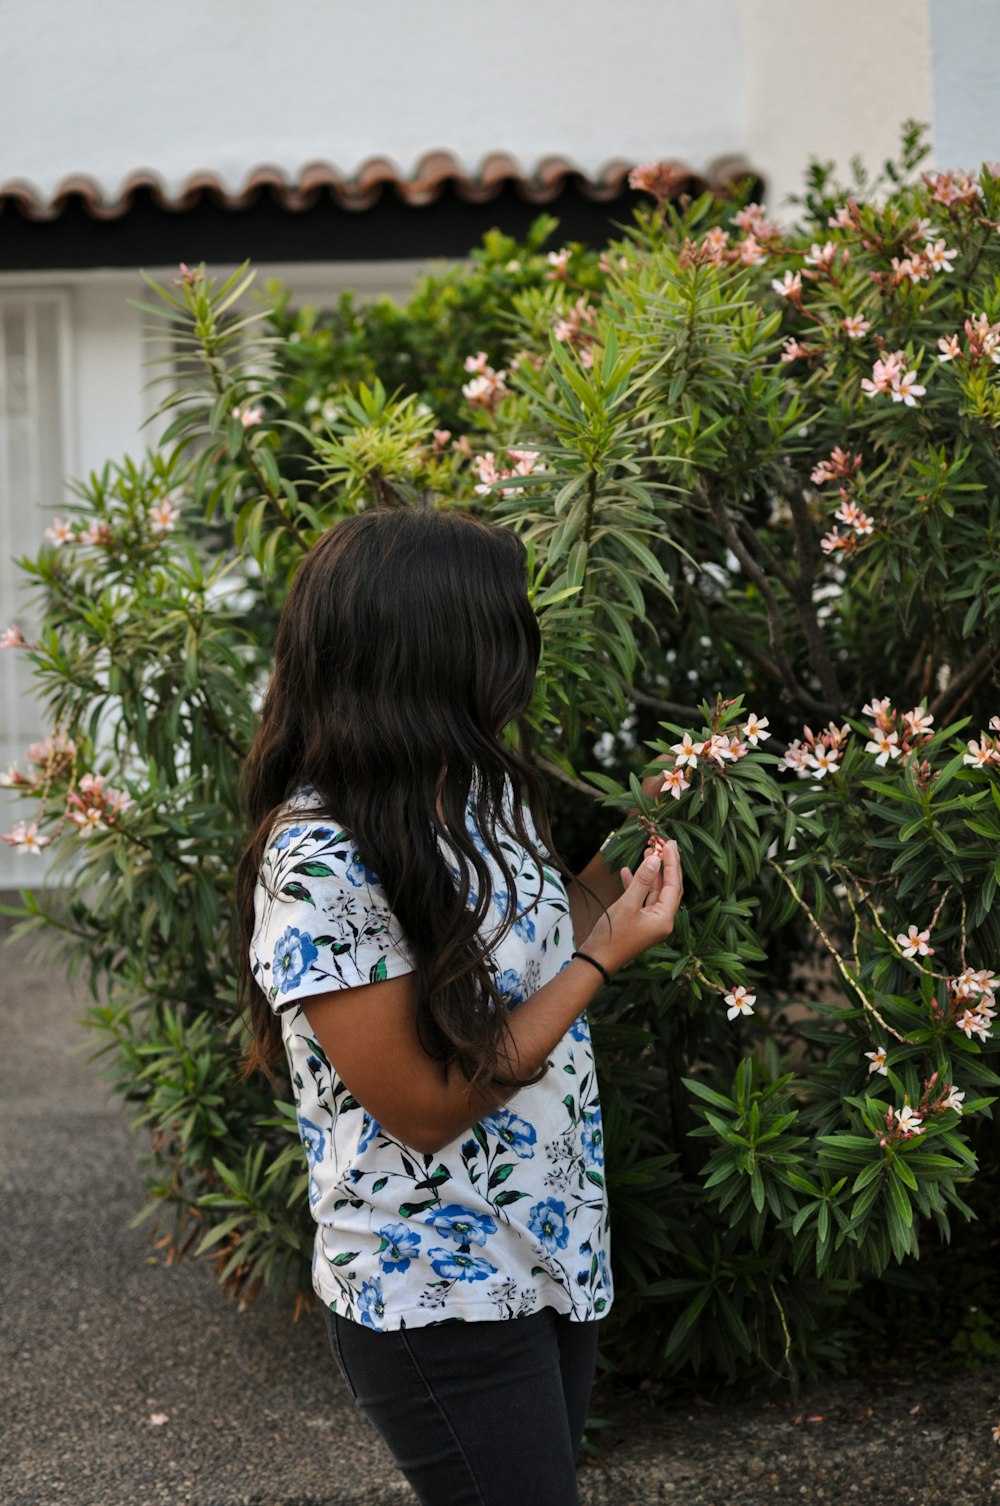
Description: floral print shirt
249,783,613,1331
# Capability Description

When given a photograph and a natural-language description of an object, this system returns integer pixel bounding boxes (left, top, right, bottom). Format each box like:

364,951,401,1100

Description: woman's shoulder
262,788,382,890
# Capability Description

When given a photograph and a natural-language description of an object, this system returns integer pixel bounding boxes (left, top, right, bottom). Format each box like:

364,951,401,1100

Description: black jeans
323,1305,600,1506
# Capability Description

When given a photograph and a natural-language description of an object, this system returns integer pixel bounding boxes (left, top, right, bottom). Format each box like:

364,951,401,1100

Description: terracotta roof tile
0,153,759,222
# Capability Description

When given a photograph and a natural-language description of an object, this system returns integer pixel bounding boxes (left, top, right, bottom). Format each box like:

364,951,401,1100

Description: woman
235,506,682,1506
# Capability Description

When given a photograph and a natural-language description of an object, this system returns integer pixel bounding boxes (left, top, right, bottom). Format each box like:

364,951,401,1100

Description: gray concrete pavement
4,902,1000,1506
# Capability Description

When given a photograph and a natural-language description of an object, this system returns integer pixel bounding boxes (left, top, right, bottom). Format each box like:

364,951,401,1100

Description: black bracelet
571,950,612,987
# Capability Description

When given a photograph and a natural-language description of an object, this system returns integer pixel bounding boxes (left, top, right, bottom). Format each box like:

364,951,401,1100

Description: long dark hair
235,505,579,1091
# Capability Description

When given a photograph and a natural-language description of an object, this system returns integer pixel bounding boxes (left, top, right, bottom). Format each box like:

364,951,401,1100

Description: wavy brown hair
234,505,581,1091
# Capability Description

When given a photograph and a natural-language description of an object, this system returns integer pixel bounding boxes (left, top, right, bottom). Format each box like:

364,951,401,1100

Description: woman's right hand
582,841,683,975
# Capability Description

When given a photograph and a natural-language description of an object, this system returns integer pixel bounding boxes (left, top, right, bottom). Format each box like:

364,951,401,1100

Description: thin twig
768,861,917,1043
532,756,614,804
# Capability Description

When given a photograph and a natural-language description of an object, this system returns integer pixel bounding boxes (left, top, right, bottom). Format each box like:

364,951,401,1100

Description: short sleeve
249,818,416,1015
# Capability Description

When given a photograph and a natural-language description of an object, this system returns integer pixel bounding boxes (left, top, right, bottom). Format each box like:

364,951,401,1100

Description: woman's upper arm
301,975,449,1152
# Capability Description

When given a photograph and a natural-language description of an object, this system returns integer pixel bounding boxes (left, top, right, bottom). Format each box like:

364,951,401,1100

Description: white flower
1,820,51,854
896,924,934,959
147,500,180,534
896,1104,923,1135
742,713,770,745
45,517,76,545
670,733,702,769
942,1086,965,1113
865,1047,888,1076
723,985,756,1020
865,731,901,766
771,271,802,300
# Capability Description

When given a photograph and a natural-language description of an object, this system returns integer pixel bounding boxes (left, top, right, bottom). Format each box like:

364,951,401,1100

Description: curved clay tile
0,152,761,222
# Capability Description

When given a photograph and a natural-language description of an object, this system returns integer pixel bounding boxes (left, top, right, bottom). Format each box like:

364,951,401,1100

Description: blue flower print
274,926,318,993
495,968,527,1009
568,1012,590,1042
428,1247,498,1282
480,1109,537,1159
297,1115,326,1165
358,1278,386,1329
596,1248,611,1290
424,1204,497,1247
581,1112,604,1167
378,1222,421,1274
344,849,381,888
274,824,305,852
528,1198,570,1252
357,1113,381,1153
492,890,536,942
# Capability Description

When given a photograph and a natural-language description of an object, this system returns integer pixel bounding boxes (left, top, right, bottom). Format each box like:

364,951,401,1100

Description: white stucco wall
928,0,1000,171
1,0,748,203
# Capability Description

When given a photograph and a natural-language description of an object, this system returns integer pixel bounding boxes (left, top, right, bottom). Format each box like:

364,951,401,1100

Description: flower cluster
0,820,51,854
860,350,926,406
44,499,181,547
471,449,544,497
949,969,998,1042
551,298,597,365
923,170,981,208
0,732,76,789
876,1073,968,1148
782,721,851,778
461,353,509,412
65,772,132,836
862,697,935,765
937,312,1000,367
627,161,688,205
657,714,767,800
962,717,1000,768
232,404,263,428
810,446,862,486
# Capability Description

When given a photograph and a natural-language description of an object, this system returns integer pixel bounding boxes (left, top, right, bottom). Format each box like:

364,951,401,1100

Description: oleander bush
4,124,1000,1386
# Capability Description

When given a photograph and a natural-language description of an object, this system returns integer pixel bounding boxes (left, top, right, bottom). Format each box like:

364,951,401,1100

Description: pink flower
432,429,452,451
471,453,500,495
963,738,998,768
702,733,734,765
924,170,980,207
841,314,870,339
820,528,848,555
147,500,180,534
805,241,837,269
660,766,691,800
79,521,112,547
902,707,934,737
741,713,770,745
733,203,778,238
464,352,491,375
1,820,51,854
462,362,509,412
628,162,687,202
896,924,934,958
866,730,900,765
232,405,263,428
700,227,730,265
937,335,962,362
865,1047,888,1076
545,248,571,281
1,624,25,649
860,351,905,398
890,370,926,406
827,203,856,229
782,740,812,774
738,236,766,267
723,985,756,1020
727,736,749,761
862,697,893,724
956,1009,990,1042
45,517,76,546
780,338,812,362
771,271,802,300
